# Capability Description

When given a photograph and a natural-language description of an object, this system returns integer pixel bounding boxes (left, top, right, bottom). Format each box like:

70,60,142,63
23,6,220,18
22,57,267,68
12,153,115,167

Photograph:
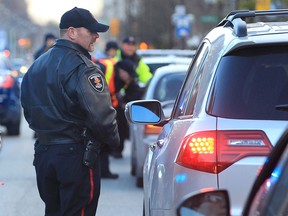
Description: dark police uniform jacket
21,39,120,149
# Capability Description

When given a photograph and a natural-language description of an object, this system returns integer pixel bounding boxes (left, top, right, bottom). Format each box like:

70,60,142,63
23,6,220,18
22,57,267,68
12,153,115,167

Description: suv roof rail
217,9,288,37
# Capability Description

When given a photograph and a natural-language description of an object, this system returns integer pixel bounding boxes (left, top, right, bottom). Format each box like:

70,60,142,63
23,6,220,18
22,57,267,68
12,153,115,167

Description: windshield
153,72,186,102
208,45,288,120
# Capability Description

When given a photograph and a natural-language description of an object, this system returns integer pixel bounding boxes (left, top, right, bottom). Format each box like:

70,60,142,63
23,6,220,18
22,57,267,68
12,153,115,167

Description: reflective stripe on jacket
98,58,118,107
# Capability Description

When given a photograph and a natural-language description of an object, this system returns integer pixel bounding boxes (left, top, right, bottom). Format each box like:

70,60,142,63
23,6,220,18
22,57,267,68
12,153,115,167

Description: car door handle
149,139,164,152
149,142,157,152
157,139,164,148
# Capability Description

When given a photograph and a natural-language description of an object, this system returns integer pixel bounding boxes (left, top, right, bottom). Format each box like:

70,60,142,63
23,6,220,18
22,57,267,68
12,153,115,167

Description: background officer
34,33,57,60
115,36,152,86
21,7,119,216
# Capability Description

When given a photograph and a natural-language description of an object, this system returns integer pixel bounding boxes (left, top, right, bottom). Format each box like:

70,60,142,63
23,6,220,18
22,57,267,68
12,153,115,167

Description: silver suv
125,10,288,216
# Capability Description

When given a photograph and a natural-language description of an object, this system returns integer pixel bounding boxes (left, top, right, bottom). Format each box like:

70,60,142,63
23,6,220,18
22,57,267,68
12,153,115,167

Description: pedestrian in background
116,36,152,86
111,36,152,158
113,59,145,158
95,57,119,179
21,7,119,216
34,33,57,60
105,40,119,59
32,33,57,139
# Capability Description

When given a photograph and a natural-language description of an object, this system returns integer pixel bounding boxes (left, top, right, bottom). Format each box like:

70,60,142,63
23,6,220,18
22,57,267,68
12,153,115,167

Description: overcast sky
26,0,103,25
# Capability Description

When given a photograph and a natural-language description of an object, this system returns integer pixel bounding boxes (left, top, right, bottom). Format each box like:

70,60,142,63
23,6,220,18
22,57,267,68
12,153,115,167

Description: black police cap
59,7,109,33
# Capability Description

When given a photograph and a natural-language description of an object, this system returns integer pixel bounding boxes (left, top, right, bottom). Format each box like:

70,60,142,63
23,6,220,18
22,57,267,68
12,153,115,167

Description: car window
147,63,170,74
173,42,209,117
208,45,288,120
153,72,186,102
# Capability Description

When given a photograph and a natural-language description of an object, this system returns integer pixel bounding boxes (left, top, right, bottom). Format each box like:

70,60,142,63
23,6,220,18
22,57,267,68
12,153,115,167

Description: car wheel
0,135,2,151
136,177,143,188
143,199,145,216
130,134,136,176
131,165,136,176
6,120,20,136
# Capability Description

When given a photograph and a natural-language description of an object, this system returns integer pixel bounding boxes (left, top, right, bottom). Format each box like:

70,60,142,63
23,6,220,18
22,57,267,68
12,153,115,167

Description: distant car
138,49,194,74
0,54,21,135
125,10,288,216
11,58,29,83
176,128,288,216
130,64,189,187
137,49,196,58
142,55,191,74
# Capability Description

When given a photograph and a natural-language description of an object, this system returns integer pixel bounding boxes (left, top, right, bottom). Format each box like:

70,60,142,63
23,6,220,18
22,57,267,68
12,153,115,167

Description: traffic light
110,18,119,36
139,42,149,50
18,38,31,48
255,0,270,10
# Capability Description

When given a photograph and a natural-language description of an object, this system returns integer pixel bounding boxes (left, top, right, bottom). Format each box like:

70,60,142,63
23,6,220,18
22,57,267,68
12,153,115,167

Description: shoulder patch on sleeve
88,73,104,92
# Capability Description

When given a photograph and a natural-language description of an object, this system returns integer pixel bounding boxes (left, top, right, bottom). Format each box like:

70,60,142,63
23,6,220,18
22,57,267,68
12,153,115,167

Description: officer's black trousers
34,143,101,216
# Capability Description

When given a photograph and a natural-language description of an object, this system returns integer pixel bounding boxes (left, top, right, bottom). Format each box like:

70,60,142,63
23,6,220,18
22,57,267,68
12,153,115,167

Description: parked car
11,57,29,83
125,10,288,216
142,55,192,74
0,54,21,135
137,49,196,58
130,64,189,187
176,127,288,216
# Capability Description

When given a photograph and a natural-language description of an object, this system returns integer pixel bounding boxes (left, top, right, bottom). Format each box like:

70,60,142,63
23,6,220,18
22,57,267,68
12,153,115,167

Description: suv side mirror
125,100,165,124
176,190,231,216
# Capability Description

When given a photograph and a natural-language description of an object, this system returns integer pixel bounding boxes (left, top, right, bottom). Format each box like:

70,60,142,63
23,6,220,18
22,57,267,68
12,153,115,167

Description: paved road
0,116,143,216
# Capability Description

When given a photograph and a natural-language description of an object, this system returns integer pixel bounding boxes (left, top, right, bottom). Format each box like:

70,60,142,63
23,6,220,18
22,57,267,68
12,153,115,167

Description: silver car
125,10,288,216
130,64,189,187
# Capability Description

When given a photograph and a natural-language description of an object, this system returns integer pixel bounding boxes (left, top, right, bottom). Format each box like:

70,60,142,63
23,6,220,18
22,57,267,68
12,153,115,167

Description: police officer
115,36,152,86
34,33,57,60
105,41,119,59
112,36,152,158
21,7,119,216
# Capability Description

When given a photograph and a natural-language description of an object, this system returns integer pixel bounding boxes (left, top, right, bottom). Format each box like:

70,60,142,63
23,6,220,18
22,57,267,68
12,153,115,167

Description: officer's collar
55,39,91,60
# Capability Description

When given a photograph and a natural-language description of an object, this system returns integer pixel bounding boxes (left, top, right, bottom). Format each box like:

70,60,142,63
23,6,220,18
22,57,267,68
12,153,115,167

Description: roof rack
217,9,288,37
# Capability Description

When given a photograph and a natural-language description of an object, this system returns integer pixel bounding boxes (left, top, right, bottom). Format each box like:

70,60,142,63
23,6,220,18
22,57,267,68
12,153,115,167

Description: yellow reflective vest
115,50,152,85
97,58,118,108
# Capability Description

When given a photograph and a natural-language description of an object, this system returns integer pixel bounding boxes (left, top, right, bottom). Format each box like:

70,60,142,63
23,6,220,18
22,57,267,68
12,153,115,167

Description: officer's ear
67,27,78,40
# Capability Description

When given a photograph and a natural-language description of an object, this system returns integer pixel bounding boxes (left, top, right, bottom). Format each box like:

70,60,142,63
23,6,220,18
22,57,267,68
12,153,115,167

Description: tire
131,165,136,176
0,135,2,151
143,199,145,216
136,177,143,188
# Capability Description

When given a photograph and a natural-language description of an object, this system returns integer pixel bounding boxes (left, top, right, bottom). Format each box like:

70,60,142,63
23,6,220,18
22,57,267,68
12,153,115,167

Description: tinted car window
174,43,209,117
153,73,186,102
148,63,170,74
208,45,288,120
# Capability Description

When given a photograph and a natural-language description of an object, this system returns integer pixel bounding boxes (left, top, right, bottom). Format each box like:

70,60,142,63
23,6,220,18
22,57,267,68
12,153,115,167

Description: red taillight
176,130,273,174
0,75,14,88
144,124,162,135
